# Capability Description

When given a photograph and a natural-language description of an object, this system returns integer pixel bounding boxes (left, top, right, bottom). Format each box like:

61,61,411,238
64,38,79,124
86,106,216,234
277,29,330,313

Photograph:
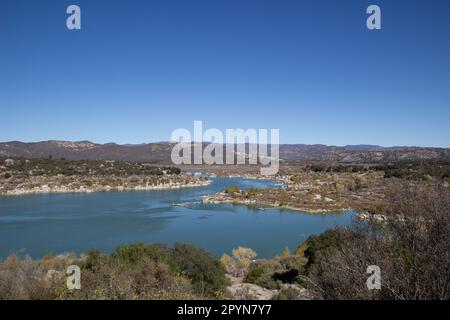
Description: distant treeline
305,164,368,173
372,162,450,180
1,157,181,178
301,161,450,180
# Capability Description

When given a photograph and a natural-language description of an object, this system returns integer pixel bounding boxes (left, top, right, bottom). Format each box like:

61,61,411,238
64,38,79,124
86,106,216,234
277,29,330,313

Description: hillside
1,140,450,163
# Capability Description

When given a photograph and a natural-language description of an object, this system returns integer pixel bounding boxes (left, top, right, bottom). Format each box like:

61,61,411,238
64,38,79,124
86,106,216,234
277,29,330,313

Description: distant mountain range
1,140,450,163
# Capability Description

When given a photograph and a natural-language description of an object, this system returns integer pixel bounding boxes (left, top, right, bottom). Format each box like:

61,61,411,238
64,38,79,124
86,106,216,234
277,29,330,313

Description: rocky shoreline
1,179,211,196
0,158,214,196
202,192,352,214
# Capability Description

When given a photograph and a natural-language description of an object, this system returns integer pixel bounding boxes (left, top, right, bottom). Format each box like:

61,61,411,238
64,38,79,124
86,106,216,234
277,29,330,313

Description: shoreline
0,180,211,197
202,193,354,215
2,174,357,216
0,170,379,219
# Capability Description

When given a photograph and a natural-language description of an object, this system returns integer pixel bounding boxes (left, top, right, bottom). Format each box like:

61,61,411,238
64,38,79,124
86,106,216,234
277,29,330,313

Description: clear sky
1,0,449,147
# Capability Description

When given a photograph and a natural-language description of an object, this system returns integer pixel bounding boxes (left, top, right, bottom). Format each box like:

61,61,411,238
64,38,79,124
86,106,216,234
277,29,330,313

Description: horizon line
1,139,449,150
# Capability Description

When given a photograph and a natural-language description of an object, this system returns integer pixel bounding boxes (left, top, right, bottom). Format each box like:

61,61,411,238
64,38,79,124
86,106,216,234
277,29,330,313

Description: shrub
0,243,228,300
245,260,284,290
225,186,241,194
306,183,450,300
275,190,289,206
272,287,301,300
171,243,228,297
279,256,307,274
111,243,170,267
290,174,302,184
61,256,196,300
282,246,291,257
244,188,259,198
298,229,348,273
0,254,62,300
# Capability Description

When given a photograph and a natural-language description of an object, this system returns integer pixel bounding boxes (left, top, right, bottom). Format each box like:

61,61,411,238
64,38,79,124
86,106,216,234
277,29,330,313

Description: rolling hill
1,140,449,163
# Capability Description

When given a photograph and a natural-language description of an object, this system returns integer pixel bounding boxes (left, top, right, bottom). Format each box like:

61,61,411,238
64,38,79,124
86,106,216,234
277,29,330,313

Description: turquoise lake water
0,177,355,259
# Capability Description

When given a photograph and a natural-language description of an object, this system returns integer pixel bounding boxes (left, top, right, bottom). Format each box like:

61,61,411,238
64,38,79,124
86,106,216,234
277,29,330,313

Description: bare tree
307,182,450,300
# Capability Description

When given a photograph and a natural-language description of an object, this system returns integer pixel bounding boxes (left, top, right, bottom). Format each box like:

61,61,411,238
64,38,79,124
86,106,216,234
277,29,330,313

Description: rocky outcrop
226,275,312,300
227,282,277,300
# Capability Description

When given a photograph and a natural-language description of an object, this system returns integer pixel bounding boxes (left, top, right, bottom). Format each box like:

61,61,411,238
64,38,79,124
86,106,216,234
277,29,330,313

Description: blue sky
1,0,449,147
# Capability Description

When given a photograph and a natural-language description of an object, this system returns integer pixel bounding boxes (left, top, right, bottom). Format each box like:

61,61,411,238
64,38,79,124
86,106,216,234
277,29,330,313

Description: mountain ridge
1,140,450,163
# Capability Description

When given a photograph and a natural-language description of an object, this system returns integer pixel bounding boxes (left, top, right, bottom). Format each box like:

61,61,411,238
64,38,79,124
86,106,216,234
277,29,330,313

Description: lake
0,177,355,259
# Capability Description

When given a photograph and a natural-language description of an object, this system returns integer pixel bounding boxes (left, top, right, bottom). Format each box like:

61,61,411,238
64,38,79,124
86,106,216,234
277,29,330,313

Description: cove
0,177,355,259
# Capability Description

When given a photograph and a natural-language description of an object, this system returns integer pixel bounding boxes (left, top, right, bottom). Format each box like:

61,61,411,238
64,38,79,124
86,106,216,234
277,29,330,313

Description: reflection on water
0,177,354,259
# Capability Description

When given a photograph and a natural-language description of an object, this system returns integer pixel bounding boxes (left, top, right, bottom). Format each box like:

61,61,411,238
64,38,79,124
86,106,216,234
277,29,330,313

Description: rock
227,283,277,300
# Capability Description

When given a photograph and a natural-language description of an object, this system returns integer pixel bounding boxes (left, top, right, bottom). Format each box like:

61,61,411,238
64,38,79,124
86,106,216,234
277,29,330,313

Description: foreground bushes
298,183,450,300
0,243,228,300
244,256,307,291
0,254,60,299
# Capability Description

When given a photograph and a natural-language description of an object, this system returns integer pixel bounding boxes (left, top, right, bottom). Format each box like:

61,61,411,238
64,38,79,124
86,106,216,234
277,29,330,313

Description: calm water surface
0,177,355,259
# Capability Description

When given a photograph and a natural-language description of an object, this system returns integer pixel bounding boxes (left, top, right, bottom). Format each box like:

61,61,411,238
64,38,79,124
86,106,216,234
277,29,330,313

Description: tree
275,190,289,206
290,174,302,184
221,247,257,277
225,186,241,194
233,247,257,277
220,253,236,275
171,243,228,297
305,182,450,300
282,246,291,257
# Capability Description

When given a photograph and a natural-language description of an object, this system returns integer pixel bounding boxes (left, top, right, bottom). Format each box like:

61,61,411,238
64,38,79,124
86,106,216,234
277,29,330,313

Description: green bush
245,255,308,291
111,243,169,266
279,256,307,274
225,186,241,194
171,243,228,297
0,242,229,300
109,243,229,297
244,188,259,198
245,260,283,290
297,229,348,273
